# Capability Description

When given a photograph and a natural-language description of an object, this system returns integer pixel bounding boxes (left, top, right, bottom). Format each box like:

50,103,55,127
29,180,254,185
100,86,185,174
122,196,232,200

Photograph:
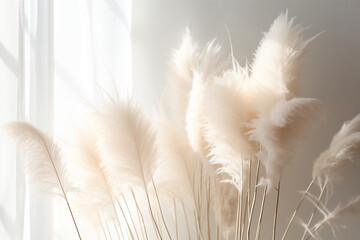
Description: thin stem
99,171,123,239
117,199,135,240
194,210,200,240
98,211,109,240
248,160,252,216
136,204,146,240
243,158,252,240
42,143,82,239
239,192,243,240
143,182,162,239
151,178,173,240
156,211,163,238
255,184,267,240
235,193,241,240
100,221,108,240
197,163,204,239
272,181,281,240
219,208,223,240
206,179,211,240
305,218,325,240
247,158,261,240
241,192,249,240
112,220,122,240
214,180,219,240
122,195,140,240
305,211,331,240
301,179,328,240
238,154,244,240
131,124,162,239
281,178,316,240
131,189,148,240
105,221,113,240
174,199,178,240
220,216,223,240
64,197,82,240
180,200,192,240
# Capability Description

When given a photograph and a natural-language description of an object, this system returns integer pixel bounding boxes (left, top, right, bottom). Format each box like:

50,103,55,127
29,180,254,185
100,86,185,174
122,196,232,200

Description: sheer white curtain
0,0,132,239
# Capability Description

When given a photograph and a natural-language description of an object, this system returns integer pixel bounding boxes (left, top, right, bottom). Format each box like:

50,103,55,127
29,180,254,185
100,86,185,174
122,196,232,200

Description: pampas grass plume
92,99,158,195
313,113,360,181
3,121,74,196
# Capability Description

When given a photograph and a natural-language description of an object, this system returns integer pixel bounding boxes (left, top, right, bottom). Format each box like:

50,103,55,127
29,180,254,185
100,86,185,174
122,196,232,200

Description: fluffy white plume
186,40,230,154
186,72,207,154
71,194,103,240
249,12,318,112
243,13,323,189
173,27,198,82
3,121,75,196
203,67,254,191
154,116,201,207
313,113,360,181
65,128,120,229
197,39,230,81
161,28,198,131
92,99,158,195
249,98,325,186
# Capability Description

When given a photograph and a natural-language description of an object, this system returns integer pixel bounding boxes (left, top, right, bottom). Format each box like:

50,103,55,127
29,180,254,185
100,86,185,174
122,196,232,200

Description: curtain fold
0,0,132,239
0,1,24,239
16,1,26,240
26,0,54,239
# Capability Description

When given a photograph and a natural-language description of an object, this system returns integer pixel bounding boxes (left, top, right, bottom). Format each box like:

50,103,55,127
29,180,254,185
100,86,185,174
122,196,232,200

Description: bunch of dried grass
3,12,360,240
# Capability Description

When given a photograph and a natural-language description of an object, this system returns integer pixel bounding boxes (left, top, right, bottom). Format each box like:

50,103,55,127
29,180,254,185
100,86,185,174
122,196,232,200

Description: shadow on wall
0,41,17,77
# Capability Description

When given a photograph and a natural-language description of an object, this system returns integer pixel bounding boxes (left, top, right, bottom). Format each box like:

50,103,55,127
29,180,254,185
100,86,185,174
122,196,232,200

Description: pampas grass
204,66,254,192
313,113,360,183
161,28,198,132
91,98,158,195
154,115,200,208
4,12,360,240
186,40,229,155
90,96,163,238
2,122,82,239
249,97,326,187
66,128,123,238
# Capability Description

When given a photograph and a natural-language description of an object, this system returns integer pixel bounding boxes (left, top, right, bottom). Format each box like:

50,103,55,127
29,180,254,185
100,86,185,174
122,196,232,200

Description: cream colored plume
161,28,198,131
3,121,75,196
91,98,158,195
313,113,360,181
197,39,230,82
248,12,323,187
186,72,207,154
66,128,120,230
154,115,201,207
203,67,254,191
249,12,318,112
186,39,230,154
250,98,325,186
71,193,104,240
3,122,83,238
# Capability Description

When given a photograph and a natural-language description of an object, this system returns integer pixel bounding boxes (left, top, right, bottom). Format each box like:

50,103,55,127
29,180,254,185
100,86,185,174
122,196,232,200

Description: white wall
132,1,360,239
